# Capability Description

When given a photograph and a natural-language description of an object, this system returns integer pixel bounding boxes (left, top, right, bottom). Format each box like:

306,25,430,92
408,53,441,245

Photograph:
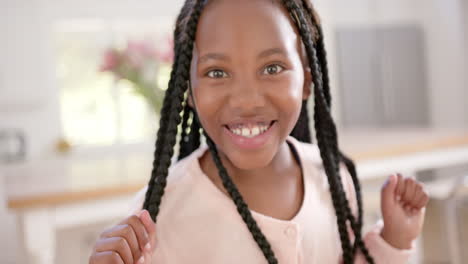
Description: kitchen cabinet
336,25,430,128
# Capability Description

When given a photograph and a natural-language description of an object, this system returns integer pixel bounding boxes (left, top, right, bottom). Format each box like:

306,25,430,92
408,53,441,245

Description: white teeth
230,124,270,138
241,127,250,137
251,127,260,136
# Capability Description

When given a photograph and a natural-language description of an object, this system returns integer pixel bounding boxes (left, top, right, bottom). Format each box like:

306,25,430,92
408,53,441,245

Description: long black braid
282,1,354,262
143,0,208,216
143,1,196,210
286,2,375,263
178,101,201,160
296,1,373,261
143,0,374,263
204,134,278,263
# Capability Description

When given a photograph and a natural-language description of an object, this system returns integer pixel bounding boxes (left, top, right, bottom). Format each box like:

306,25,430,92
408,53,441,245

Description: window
55,20,173,147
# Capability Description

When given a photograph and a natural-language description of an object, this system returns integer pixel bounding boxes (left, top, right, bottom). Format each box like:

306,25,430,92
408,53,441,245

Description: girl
89,0,429,263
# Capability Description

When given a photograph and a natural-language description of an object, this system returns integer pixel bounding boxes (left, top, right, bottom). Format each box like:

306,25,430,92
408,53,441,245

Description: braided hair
142,0,374,263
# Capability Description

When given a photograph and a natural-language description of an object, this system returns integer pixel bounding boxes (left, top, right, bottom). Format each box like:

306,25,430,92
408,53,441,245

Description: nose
228,76,266,112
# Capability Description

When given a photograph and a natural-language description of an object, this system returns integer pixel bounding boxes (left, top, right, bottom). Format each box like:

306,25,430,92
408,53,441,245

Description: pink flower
155,36,174,64
125,40,158,70
99,49,120,72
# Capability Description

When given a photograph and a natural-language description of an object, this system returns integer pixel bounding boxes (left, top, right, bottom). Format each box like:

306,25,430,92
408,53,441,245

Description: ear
302,67,312,100
298,41,312,100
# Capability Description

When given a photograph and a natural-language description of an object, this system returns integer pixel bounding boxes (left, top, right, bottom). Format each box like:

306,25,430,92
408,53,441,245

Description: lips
223,120,276,139
223,119,277,150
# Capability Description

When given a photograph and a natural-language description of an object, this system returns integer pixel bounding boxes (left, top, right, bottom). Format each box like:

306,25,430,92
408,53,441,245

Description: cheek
190,64,222,130
269,73,304,121
270,68,304,97
192,83,225,129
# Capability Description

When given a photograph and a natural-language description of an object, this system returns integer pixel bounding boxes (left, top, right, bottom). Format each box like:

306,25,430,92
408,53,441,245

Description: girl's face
190,0,311,170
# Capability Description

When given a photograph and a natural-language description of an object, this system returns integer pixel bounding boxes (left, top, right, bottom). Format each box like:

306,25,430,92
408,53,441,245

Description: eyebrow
258,47,287,59
198,53,230,65
197,47,287,65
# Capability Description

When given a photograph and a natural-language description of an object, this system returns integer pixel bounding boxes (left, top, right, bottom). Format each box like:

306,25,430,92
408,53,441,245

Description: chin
220,144,279,171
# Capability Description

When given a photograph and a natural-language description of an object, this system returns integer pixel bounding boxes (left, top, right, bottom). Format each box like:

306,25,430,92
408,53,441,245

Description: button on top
284,226,297,238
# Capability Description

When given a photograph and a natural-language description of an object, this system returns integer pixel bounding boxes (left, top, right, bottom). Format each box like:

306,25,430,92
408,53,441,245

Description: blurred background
1,0,467,263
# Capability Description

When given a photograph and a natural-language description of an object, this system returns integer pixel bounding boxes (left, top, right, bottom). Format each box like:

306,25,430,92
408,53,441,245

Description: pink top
130,136,413,263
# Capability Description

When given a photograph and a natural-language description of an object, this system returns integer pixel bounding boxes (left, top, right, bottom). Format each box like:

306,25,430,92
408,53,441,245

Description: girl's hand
89,210,156,264
380,174,429,249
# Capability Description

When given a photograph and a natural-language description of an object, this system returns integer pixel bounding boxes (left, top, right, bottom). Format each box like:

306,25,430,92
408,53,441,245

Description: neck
200,140,299,190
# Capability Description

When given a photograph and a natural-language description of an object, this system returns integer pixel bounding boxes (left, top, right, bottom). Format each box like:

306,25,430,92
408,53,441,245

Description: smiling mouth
224,120,276,138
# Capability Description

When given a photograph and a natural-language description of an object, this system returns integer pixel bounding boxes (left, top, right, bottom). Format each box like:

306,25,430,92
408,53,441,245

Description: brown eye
207,69,228,79
263,64,284,75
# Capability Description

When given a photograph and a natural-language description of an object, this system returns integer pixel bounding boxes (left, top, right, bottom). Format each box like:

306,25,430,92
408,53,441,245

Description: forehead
195,0,299,55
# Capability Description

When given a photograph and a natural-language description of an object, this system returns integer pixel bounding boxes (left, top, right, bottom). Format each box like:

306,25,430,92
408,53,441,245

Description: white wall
1,0,62,161
462,1,468,124
421,0,467,128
